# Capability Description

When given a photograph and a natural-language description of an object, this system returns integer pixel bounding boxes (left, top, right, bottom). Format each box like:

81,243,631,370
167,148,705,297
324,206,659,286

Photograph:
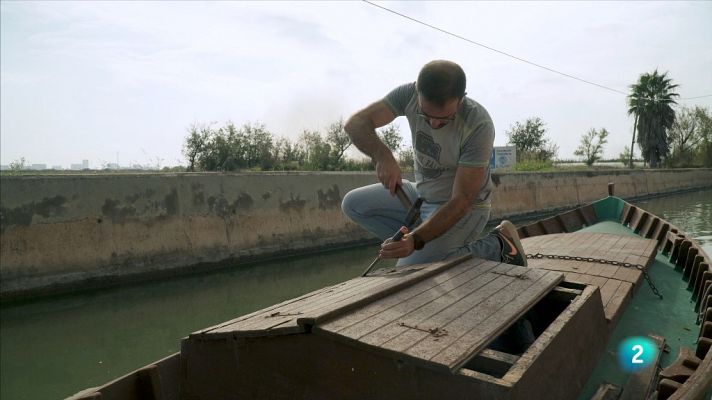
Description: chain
526,253,663,300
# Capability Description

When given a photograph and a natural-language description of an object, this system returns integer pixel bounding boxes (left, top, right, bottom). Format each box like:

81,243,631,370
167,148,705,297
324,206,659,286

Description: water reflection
634,189,712,255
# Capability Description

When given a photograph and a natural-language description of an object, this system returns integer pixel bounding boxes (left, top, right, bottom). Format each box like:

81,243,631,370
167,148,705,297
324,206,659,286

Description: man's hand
375,152,402,195
379,230,415,259
344,100,401,195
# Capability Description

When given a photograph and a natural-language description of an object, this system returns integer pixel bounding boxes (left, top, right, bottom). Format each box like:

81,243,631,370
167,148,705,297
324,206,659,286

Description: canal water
1,189,711,399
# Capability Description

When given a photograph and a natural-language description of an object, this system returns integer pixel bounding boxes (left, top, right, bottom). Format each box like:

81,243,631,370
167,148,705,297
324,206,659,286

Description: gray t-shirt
383,82,494,205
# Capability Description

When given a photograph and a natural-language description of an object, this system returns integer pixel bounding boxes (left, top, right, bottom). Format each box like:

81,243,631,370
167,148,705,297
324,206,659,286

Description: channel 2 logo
618,337,657,372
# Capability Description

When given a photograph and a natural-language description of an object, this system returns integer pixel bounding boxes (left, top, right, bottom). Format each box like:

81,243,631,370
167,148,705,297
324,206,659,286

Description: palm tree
627,70,679,168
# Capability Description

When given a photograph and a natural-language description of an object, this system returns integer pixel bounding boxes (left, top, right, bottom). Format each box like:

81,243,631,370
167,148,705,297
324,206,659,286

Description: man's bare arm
345,101,402,194
412,166,485,242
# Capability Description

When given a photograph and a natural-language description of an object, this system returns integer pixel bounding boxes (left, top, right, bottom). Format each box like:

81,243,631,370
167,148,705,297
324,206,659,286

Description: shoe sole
499,221,527,267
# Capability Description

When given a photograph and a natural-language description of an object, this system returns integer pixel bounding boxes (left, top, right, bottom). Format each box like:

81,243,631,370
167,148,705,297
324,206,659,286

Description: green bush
514,159,554,171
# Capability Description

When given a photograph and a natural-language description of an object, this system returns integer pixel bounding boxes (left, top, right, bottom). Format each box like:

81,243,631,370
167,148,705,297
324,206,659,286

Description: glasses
416,94,465,123
416,110,457,122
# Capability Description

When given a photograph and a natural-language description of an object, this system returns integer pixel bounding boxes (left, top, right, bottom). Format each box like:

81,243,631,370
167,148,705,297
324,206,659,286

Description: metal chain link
526,253,663,300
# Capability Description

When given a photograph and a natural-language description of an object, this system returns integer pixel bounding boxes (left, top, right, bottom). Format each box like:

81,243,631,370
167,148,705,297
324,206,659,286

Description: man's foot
493,220,527,267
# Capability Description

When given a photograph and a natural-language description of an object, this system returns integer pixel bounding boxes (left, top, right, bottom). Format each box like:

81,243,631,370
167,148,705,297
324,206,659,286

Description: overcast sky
2,1,711,168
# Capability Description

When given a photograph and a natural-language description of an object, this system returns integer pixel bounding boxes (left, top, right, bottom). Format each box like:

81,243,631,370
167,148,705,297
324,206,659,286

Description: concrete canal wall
1,169,711,299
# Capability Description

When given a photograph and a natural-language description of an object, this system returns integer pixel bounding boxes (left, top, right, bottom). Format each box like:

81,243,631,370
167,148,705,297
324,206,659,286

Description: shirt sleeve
458,119,495,167
383,82,416,116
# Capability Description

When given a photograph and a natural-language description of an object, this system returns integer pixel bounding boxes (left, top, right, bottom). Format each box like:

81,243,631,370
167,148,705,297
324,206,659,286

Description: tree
299,129,331,170
9,157,26,172
574,128,609,166
667,106,700,167
241,122,274,169
183,124,211,171
619,146,632,168
693,106,712,167
506,117,558,161
377,123,403,154
398,148,414,171
628,70,679,168
325,119,351,168
273,136,305,169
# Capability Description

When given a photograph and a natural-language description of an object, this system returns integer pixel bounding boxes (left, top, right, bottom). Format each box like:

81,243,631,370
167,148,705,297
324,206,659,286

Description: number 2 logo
631,344,644,364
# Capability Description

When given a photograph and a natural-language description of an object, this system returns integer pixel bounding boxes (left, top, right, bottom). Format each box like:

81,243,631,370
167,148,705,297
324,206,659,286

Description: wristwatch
411,232,426,250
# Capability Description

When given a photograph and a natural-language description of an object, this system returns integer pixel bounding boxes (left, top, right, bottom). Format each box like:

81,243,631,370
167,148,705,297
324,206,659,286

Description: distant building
52,165,63,170
71,160,91,170
30,164,47,170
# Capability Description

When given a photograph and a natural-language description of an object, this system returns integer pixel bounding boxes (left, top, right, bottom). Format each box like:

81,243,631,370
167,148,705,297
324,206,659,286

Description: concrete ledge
1,169,711,300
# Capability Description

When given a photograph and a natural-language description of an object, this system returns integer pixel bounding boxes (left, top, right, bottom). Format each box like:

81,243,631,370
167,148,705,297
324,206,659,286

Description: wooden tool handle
395,185,412,210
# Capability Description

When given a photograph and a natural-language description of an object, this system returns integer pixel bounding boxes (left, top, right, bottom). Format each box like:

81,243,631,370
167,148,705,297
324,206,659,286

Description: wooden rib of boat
68,188,712,400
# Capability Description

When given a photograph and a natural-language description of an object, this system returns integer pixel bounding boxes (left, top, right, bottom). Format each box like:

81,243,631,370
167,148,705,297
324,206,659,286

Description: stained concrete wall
1,169,711,299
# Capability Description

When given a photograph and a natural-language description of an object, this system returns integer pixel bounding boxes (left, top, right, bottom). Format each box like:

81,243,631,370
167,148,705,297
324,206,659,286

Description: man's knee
341,188,359,219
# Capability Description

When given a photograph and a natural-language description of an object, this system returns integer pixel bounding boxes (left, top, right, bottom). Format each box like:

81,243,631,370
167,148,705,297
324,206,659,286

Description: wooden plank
600,279,622,309
204,256,471,337
683,248,699,280
376,267,540,353
426,271,563,372
541,218,564,234
300,255,473,326
345,263,518,348
192,282,348,335
620,203,635,225
589,383,621,400
362,268,559,371
619,334,665,400
687,256,704,290
465,348,520,377
559,209,584,232
692,264,710,298
318,258,496,335
605,281,633,323
578,205,598,226
228,275,392,332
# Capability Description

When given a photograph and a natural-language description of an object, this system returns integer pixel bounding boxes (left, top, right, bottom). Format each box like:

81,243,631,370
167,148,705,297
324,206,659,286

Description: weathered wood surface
315,260,563,373
190,255,470,339
522,232,658,322
619,334,665,400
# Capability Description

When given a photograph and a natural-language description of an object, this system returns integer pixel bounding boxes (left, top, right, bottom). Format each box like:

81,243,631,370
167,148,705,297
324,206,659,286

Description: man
341,60,526,268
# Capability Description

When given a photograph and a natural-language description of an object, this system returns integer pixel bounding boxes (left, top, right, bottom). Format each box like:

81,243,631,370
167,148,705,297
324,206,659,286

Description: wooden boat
68,186,712,400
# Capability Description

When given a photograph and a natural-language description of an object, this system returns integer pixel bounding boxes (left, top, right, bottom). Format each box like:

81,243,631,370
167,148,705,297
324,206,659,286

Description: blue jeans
341,180,502,267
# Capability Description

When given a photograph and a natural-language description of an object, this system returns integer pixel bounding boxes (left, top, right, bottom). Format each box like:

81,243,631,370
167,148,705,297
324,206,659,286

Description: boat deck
193,257,563,373
314,259,562,372
522,231,658,324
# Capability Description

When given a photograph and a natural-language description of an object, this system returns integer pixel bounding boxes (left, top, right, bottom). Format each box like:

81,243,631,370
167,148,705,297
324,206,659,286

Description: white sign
489,146,517,170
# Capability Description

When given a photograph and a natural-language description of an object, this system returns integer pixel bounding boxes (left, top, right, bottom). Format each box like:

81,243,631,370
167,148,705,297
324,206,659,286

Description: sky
1,1,711,168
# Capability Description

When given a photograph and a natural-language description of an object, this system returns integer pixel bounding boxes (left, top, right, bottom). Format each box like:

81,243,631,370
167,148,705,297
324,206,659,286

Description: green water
0,245,387,399
1,189,710,400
